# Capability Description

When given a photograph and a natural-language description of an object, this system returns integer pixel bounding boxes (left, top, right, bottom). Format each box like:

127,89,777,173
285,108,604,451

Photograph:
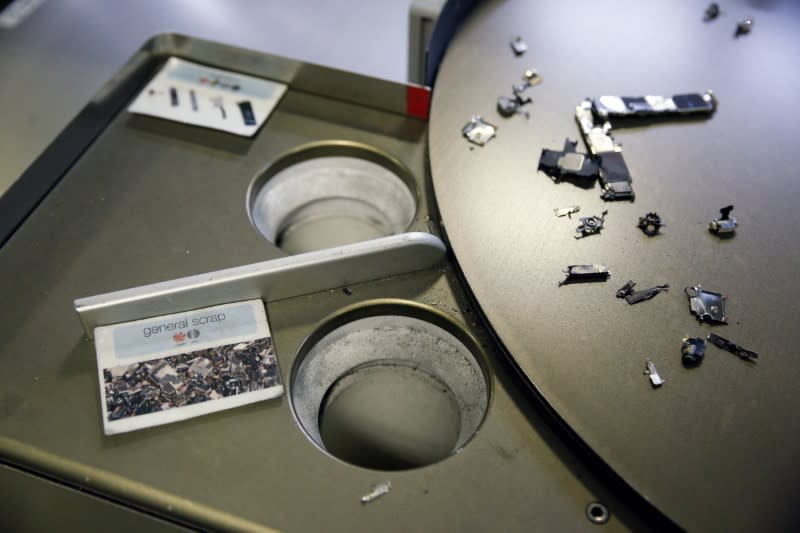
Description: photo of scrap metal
103,337,280,422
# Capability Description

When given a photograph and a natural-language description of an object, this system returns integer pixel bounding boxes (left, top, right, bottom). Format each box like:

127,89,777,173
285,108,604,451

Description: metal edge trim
74,232,447,338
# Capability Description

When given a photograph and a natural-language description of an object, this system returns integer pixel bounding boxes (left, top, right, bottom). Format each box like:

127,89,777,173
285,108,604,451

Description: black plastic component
538,139,600,180
238,100,256,125
708,333,759,361
705,3,720,21
682,337,706,366
169,87,179,107
538,140,634,201
597,152,634,201
638,212,663,236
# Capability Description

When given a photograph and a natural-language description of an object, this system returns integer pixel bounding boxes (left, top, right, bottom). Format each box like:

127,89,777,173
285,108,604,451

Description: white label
93,300,283,435
127,57,287,137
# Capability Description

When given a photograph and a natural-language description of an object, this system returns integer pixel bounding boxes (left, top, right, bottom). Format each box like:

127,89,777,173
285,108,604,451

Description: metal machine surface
429,0,800,531
0,34,657,531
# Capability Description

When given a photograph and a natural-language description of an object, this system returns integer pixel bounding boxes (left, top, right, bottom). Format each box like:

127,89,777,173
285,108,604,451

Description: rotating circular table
429,1,800,531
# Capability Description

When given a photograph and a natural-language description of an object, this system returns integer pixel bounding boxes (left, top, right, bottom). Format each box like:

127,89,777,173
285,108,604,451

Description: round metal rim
287,298,493,469
245,140,421,247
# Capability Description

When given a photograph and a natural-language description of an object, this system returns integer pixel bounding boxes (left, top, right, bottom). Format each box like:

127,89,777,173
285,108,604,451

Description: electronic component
559,264,610,286
169,87,179,107
462,115,497,146
681,337,706,366
709,205,737,235
540,91,717,201
575,210,608,239
616,281,669,304
638,212,664,236
707,333,758,361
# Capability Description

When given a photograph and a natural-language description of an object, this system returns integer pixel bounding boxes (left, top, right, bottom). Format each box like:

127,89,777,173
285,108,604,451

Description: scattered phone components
644,358,665,387
709,205,737,235
510,36,528,56
559,264,610,286
616,281,669,304
704,3,720,21
463,115,497,146
638,212,664,236
707,333,759,361
575,210,608,239
685,285,728,323
735,18,753,37
238,100,256,126
554,205,580,218
541,91,717,201
169,87,179,107
681,337,707,366
498,70,541,118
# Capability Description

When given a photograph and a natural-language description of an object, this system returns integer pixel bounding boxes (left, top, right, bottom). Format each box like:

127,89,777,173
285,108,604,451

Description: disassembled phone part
681,337,706,366
554,205,580,218
709,205,737,235
559,264,610,286
685,285,728,323
736,18,753,37
238,100,256,126
637,212,663,236
707,333,759,361
575,210,608,239
510,36,528,56
644,358,665,387
463,115,497,146
539,91,717,201
704,3,720,21
498,70,541,118
616,280,669,304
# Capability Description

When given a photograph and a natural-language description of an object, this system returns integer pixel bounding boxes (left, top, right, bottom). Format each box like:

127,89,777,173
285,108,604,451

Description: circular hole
586,502,610,525
319,362,462,470
290,301,490,471
247,141,417,254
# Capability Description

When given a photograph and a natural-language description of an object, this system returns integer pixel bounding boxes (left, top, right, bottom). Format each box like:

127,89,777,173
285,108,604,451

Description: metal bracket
74,232,447,338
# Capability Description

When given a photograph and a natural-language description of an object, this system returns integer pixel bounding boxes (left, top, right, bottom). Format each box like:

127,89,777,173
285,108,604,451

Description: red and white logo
173,331,186,343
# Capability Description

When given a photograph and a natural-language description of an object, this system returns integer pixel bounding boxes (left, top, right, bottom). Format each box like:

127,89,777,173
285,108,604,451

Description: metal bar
74,232,446,338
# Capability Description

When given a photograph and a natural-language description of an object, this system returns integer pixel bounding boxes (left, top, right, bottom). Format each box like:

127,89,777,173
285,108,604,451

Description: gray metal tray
0,35,657,531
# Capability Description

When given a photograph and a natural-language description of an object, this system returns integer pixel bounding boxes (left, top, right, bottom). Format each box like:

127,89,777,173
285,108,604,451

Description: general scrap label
93,300,283,435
